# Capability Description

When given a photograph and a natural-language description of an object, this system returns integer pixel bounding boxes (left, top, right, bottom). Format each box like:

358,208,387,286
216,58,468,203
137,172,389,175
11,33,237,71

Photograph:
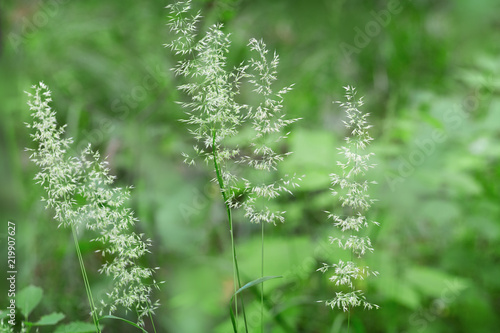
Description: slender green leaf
98,315,148,333
234,276,282,297
230,305,238,333
230,276,283,333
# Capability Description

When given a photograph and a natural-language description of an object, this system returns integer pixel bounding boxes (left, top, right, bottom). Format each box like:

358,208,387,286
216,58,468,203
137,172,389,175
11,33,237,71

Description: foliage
0,285,98,333
0,0,499,332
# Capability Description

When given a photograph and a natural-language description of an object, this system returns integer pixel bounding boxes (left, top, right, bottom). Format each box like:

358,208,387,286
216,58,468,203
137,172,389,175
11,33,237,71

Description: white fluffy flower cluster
26,82,160,326
167,0,301,225
319,86,379,311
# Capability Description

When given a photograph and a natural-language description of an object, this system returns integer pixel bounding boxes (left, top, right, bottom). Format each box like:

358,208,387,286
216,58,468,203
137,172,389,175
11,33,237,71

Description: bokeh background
1,0,500,332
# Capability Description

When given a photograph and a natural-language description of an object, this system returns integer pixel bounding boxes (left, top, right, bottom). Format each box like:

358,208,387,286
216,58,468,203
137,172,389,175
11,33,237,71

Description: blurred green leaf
405,267,469,299
99,315,148,333
234,276,282,297
378,277,420,310
230,276,282,333
32,312,65,326
53,321,101,333
16,285,43,318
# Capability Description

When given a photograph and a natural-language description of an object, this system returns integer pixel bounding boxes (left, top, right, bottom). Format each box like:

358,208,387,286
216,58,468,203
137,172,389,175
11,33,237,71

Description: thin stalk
261,221,264,333
149,307,157,333
348,227,353,333
71,226,101,333
347,138,359,333
212,130,248,332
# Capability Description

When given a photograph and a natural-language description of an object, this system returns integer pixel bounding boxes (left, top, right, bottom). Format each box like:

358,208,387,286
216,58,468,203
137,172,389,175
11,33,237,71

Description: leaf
421,112,444,130
16,285,43,318
229,276,282,333
389,280,420,310
405,266,469,298
233,276,282,297
54,321,101,333
98,315,148,333
32,312,65,326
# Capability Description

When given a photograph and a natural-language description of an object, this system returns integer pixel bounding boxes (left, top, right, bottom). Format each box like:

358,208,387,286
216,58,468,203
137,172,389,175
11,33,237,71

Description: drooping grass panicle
25,82,160,326
26,83,79,227
243,38,298,165
318,86,379,312
167,1,247,178
166,0,201,56
167,3,249,328
167,1,300,225
236,38,302,225
167,2,300,330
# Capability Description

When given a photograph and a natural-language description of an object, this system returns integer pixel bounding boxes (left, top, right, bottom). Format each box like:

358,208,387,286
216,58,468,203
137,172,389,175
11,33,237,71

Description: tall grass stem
212,131,248,332
261,222,264,333
71,226,101,333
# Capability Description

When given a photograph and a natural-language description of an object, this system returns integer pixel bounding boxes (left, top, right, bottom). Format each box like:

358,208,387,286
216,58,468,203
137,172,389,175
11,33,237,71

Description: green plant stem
71,226,101,333
149,308,157,333
212,130,248,332
347,142,359,333
347,295,351,331
261,221,264,333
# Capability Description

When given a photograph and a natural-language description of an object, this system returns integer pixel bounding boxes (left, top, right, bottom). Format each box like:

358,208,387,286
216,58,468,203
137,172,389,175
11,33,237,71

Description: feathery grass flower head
167,0,301,225
318,86,379,311
26,82,160,326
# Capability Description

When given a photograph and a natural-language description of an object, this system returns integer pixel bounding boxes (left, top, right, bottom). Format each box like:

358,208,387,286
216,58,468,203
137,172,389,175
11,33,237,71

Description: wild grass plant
166,0,301,331
14,3,384,333
2,0,498,332
318,86,380,329
25,83,161,331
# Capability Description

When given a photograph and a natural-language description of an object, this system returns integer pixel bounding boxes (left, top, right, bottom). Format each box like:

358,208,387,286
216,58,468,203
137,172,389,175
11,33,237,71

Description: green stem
149,301,156,333
212,130,248,332
347,131,359,333
71,226,101,333
347,306,351,333
149,306,157,333
261,221,264,333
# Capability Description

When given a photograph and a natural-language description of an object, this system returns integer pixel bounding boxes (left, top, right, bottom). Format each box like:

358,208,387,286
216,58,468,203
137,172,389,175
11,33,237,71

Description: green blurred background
1,0,500,332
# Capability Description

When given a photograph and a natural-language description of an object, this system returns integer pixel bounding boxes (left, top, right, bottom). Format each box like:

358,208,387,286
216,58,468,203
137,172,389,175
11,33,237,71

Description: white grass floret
26,83,160,326
320,86,379,311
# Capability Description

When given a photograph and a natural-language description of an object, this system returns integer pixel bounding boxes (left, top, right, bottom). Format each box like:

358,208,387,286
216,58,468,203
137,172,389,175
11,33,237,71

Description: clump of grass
25,82,161,329
318,86,379,326
166,1,300,330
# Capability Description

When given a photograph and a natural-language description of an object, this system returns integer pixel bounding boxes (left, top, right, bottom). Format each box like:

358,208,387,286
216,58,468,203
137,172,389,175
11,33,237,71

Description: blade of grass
246,278,294,332
230,276,282,333
71,226,100,333
98,315,149,333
